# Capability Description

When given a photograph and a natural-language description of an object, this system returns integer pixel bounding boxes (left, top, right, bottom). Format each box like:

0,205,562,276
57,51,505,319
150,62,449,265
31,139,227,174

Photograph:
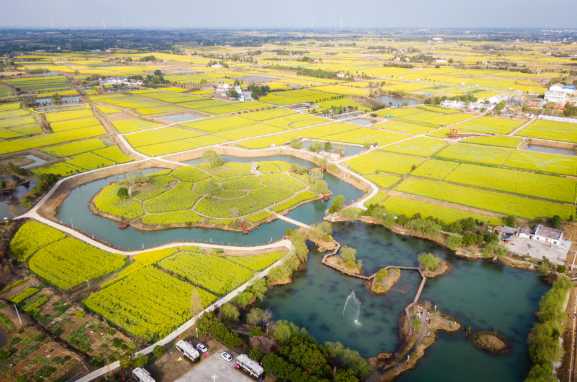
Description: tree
250,326,264,336
504,215,517,227
418,253,441,271
377,268,388,280
247,308,272,325
324,141,332,151
551,215,561,228
117,187,129,199
309,141,323,152
496,100,506,110
329,195,345,213
340,246,357,262
152,345,164,358
462,231,477,247
362,141,372,149
248,278,268,301
446,234,463,249
273,322,292,344
335,369,360,382
289,138,302,149
227,89,240,99
154,69,162,76
249,347,263,362
221,303,240,322
538,260,553,276
202,150,221,167
190,287,203,318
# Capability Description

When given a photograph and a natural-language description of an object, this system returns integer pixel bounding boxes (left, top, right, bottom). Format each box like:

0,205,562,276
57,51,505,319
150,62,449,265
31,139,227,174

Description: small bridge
274,214,310,229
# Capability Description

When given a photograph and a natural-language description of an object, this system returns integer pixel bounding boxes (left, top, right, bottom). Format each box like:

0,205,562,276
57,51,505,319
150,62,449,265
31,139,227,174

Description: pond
236,76,274,83
31,71,60,77
61,96,81,103
332,113,363,120
55,155,364,249
375,95,419,107
158,113,205,123
524,145,576,157
21,155,47,169
0,180,36,219
301,142,364,157
256,221,548,382
347,118,376,126
34,98,53,106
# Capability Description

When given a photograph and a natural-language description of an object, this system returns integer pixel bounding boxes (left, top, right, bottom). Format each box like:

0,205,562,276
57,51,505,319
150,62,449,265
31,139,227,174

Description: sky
1,0,576,30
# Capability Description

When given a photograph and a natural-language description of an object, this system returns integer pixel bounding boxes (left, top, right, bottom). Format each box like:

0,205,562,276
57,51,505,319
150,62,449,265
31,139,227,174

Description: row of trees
526,277,573,382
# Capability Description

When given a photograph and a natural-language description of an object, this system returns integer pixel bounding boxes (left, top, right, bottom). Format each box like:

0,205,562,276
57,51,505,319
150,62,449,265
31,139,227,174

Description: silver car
221,352,233,362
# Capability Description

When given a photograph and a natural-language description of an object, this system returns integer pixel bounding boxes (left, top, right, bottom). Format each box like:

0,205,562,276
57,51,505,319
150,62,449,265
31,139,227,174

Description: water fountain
342,290,362,325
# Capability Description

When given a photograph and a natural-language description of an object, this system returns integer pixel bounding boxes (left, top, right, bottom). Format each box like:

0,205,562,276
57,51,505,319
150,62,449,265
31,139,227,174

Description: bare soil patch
471,330,512,355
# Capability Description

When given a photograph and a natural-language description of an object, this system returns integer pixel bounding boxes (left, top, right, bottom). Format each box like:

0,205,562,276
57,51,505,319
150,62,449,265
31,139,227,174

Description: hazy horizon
1,0,576,30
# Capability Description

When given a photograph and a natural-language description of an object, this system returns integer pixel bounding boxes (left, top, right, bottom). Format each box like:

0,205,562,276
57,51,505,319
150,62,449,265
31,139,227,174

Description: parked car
558,257,566,262
221,352,233,362
528,244,534,249
196,343,208,353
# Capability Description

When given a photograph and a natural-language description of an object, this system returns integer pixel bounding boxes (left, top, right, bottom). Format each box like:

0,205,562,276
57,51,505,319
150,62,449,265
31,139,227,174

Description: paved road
173,346,253,382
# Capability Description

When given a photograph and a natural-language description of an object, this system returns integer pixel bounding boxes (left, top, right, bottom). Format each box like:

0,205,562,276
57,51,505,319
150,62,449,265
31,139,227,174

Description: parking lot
507,236,570,265
173,346,253,382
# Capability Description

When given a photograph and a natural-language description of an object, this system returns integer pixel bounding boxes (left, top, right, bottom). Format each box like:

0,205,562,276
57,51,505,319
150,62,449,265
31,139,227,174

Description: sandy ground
507,236,570,265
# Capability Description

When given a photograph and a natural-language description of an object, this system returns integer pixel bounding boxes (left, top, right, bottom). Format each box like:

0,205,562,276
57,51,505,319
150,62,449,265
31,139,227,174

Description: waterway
0,180,36,219
524,144,576,157
301,142,364,157
55,155,363,249
256,221,548,381
375,95,419,107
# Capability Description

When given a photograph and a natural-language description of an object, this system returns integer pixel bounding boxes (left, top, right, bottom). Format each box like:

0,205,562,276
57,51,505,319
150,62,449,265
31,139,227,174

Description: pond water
332,113,363,121
31,71,60,77
56,155,363,249
347,118,376,126
256,221,548,381
106,88,129,93
39,106,84,112
158,113,205,123
0,180,36,219
375,95,419,107
61,96,81,103
35,98,53,106
524,145,576,157
21,155,47,169
301,142,364,157
236,76,274,83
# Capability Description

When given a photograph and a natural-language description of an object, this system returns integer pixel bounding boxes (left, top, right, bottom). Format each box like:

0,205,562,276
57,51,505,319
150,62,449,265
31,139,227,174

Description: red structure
449,128,459,139
241,221,249,234
119,222,129,229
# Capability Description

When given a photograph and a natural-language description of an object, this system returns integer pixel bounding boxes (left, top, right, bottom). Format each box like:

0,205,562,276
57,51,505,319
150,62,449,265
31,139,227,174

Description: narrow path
508,117,536,136
272,213,311,228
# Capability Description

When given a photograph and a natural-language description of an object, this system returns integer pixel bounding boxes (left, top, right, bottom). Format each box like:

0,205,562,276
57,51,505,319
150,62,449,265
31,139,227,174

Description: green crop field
40,138,106,158
215,123,284,141
382,196,500,224
237,131,302,149
451,116,525,135
94,183,145,219
323,127,405,146
158,251,254,296
112,119,163,134
226,252,286,271
92,146,134,163
461,136,522,148
0,125,107,155
419,105,461,114
373,120,439,135
515,120,577,143
142,210,203,225
346,151,426,175
29,238,125,290
270,190,318,212
264,114,327,130
365,173,402,189
125,127,202,147
10,222,67,262
394,178,573,220
380,137,446,157
504,151,577,176
44,109,94,123
84,266,216,341
410,159,460,179
66,152,115,170
444,163,576,203
50,117,102,132
435,143,511,165
0,115,36,128
181,115,254,133
195,186,293,217
242,108,295,121
143,182,201,213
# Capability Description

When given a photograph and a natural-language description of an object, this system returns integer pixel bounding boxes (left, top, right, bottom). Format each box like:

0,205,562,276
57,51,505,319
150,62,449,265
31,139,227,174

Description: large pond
524,145,576,157
375,95,419,107
256,221,548,381
158,113,205,123
0,180,37,219
55,155,364,249
301,142,364,157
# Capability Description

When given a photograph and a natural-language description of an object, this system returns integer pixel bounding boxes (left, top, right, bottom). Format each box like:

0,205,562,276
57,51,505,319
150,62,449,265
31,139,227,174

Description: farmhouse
544,84,575,105
519,227,533,239
533,225,563,245
440,100,465,110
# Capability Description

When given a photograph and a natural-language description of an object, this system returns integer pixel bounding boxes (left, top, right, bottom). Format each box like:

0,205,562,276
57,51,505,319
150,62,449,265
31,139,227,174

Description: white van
132,367,155,382
176,340,200,362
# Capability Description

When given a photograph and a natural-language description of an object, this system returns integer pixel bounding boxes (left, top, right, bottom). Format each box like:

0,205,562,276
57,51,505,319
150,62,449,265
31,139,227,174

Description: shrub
249,347,263,362
418,253,441,271
377,269,388,280
329,195,345,213
250,326,264,337
221,303,240,322
152,345,164,358
117,187,129,199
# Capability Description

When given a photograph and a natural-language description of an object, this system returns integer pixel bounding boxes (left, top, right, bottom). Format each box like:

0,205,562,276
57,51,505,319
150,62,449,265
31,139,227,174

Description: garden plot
435,143,511,165
410,159,460,180
504,151,577,176
373,120,437,135
322,127,405,146
346,151,426,175
394,178,573,220
381,137,446,157
515,120,577,143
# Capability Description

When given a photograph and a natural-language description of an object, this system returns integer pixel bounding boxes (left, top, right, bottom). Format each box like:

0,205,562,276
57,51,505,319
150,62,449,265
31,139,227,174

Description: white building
435,59,447,63
216,83,230,95
488,93,509,105
440,100,466,110
469,98,495,110
534,225,563,245
100,77,142,87
337,73,346,78
211,63,223,68
544,84,575,105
